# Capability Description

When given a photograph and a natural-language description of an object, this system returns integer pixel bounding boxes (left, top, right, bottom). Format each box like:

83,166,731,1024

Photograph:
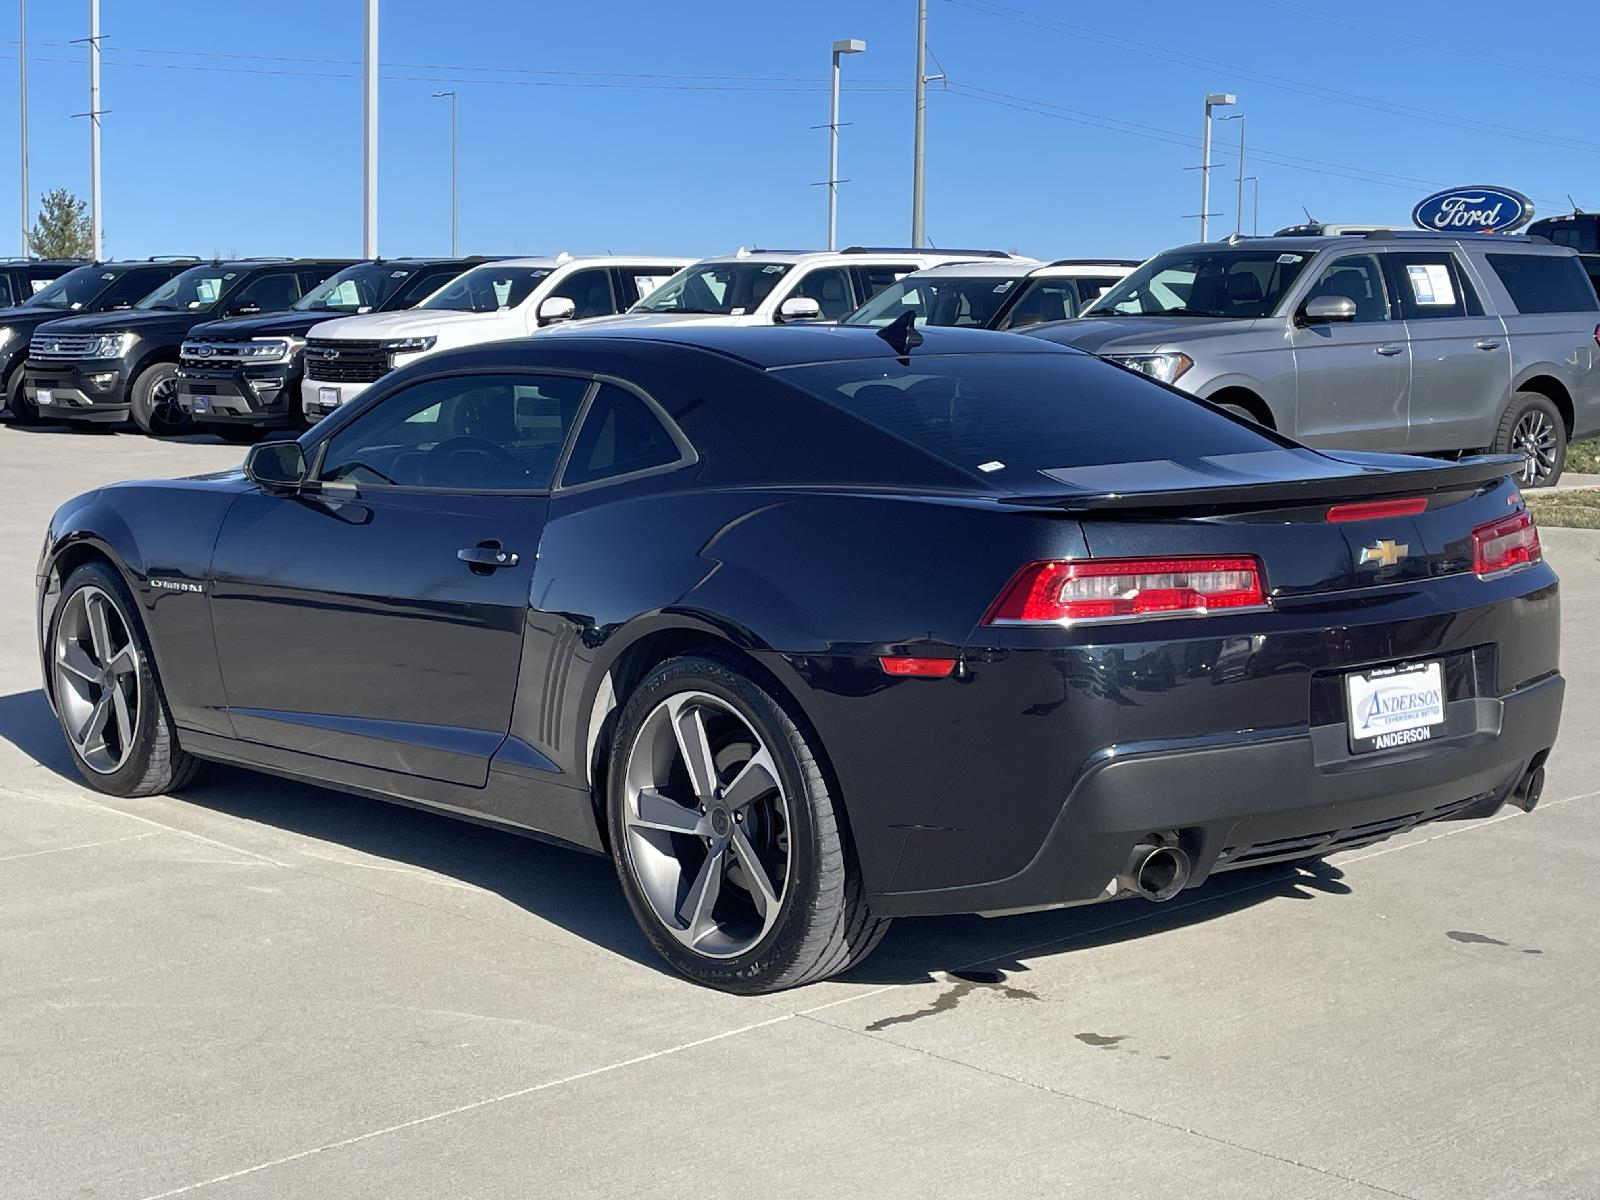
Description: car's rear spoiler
997,453,1523,513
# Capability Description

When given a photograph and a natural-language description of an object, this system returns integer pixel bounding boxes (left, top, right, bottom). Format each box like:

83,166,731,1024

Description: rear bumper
871,672,1562,917
177,363,300,427
26,361,131,421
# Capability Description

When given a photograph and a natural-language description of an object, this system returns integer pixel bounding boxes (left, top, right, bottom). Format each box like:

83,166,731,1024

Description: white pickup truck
300,254,688,419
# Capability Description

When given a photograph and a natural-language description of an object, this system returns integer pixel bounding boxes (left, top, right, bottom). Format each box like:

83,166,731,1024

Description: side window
0,275,13,307
999,280,1078,328
297,266,341,295
1485,253,1600,315
234,271,302,312
1303,254,1392,323
614,267,677,309
100,269,165,308
1384,252,1481,320
317,373,591,491
1077,276,1122,307
547,268,618,319
794,267,856,319
560,383,685,488
854,264,914,302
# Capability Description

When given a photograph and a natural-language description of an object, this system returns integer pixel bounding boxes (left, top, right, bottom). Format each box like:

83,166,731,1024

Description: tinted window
1091,247,1312,318
547,268,617,319
794,267,856,319
1486,253,1600,315
634,261,792,314
0,275,15,307
298,262,434,313
618,267,678,308
1384,252,1481,320
855,263,914,301
318,373,590,491
421,265,552,313
24,265,121,310
1530,219,1600,255
1303,254,1391,323
846,275,1020,328
233,271,302,312
560,383,683,487
135,265,238,312
773,352,1278,483
998,280,1079,328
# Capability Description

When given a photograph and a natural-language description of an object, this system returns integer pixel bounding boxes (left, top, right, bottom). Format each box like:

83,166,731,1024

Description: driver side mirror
536,296,577,326
243,439,308,491
776,296,823,323
1299,295,1357,325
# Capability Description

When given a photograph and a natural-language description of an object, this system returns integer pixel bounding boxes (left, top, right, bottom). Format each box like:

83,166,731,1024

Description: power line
941,0,1600,157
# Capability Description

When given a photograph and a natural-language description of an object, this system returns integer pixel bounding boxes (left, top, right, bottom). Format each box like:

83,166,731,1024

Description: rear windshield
1485,253,1599,315
772,351,1279,488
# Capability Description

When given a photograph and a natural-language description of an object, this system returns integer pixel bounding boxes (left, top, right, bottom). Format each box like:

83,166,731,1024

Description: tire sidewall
1498,392,1567,488
5,364,38,423
50,562,168,795
130,363,187,436
605,656,831,992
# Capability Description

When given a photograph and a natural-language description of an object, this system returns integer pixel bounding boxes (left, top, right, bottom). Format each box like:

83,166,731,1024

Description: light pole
1199,92,1235,242
18,0,27,257
432,90,457,256
362,0,378,257
1245,175,1260,236
1220,111,1245,236
825,39,865,251
911,0,927,247
88,0,101,259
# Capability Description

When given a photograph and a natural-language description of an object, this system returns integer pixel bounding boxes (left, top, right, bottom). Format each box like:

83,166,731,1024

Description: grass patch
1567,437,1600,475
1529,488,1600,529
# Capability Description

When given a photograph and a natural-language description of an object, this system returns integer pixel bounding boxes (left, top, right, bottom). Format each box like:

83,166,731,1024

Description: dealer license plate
35,388,52,407
190,396,210,414
1345,661,1445,753
318,387,339,409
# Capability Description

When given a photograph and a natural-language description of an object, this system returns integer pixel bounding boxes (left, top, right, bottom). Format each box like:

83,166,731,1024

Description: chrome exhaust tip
1511,765,1545,813
1120,842,1192,903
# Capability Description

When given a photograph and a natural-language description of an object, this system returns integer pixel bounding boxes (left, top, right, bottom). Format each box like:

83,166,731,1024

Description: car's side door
543,267,620,321
208,369,593,787
1381,250,1510,453
789,265,858,320
1288,251,1411,449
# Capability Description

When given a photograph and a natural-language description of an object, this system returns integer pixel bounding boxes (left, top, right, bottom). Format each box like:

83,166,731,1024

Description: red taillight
879,655,957,677
1327,497,1428,523
984,556,1267,625
1472,509,1541,577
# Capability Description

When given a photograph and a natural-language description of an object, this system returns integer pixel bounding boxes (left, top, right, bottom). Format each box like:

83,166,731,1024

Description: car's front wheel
1494,391,1567,488
5,365,40,424
48,561,206,796
129,363,192,437
606,652,888,993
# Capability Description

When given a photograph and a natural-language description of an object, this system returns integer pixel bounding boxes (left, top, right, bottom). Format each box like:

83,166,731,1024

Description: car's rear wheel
1494,392,1566,488
5,365,40,424
129,363,192,437
48,561,206,796
606,652,888,993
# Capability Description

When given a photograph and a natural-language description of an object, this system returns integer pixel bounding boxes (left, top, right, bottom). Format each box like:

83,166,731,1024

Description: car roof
1163,234,1572,255
466,254,688,269
894,258,1137,282
683,247,1016,267
520,321,1079,370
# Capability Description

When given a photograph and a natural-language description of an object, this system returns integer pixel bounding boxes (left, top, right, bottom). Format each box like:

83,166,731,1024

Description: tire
5,364,40,424
46,560,206,797
1493,392,1566,488
1217,403,1259,424
128,363,192,437
605,650,889,993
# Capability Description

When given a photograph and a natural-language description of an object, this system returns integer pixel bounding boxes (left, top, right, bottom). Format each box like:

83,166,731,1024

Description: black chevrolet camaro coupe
36,323,1563,992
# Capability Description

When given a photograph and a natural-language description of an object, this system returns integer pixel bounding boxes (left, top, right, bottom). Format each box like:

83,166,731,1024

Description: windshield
1087,248,1312,319
420,265,551,313
297,262,425,313
845,275,1025,328
633,261,793,315
134,265,237,312
24,266,122,311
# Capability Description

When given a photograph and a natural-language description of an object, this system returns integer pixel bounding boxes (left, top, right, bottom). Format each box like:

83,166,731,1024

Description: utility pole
18,0,27,257
363,0,378,257
88,0,101,259
1246,176,1260,236
1198,92,1234,242
825,39,865,251
1233,114,1246,237
432,91,458,256
911,0,927,247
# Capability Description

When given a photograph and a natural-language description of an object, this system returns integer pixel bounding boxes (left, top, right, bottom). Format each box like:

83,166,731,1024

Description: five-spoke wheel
53,585,142,774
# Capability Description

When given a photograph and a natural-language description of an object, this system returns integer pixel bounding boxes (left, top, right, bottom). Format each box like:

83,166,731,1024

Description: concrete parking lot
2,420,1597,1200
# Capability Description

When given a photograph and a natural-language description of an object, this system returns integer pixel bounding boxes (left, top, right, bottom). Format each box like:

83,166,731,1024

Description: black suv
2,259,199,423
0,258,85,309
1528,213,1600,299
24,258,351,435
175,257,492,436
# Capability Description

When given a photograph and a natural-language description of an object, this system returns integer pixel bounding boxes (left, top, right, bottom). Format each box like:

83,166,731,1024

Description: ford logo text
1412,186,1533,234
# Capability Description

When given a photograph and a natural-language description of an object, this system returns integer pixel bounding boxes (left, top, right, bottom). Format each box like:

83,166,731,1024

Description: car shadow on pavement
0,686,1356,988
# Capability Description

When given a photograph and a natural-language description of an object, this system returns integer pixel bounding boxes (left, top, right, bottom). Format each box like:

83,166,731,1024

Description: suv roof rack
1362,230,1542,243
1045,258,1142,268
146,255,201,262
841,245,1012,258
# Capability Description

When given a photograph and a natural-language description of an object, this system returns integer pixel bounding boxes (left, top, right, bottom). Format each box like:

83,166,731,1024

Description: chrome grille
28,332,104,361
304,338,390,384
180,339,288,367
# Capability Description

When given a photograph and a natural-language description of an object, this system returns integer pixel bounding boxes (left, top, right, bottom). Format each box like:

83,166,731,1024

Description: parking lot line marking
1340,785,1599,865
0,831,157,863
133,1011,800,1200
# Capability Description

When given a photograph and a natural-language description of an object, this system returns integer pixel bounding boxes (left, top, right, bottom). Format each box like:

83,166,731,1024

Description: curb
1536,526,1600,562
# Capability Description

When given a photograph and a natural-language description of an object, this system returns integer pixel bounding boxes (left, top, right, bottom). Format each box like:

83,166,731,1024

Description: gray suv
1023,232,1600,485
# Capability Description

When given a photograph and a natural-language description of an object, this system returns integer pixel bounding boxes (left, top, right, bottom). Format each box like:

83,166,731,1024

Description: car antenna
877,309,923,356
1569,194,1588,215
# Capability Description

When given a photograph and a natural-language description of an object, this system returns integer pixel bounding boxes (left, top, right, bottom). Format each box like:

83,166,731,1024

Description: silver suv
1023,232,1600,485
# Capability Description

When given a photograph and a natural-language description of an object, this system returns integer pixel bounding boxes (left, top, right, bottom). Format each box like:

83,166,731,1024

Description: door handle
457,544,520,571
1475,339,1503,350
1375,344,1405,357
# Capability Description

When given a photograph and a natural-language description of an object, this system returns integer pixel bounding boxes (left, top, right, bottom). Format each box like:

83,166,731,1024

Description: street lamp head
832,38,867,55
1205,92,1237,108
432,90,455,99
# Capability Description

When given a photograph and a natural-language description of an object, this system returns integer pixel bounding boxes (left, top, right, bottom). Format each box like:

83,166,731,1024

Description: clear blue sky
5,0,1596,262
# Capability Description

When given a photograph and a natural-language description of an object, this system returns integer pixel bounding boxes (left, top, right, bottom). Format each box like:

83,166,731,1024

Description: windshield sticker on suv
762,265,784,274
1277,253,1304,264
993,281,1016,293
1406,263,1456,306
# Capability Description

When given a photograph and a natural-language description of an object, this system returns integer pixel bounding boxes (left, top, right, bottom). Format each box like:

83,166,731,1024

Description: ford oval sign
1412,186,1533,234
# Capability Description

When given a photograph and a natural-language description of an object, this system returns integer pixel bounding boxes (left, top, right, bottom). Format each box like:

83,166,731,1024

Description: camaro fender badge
1359,539,1410,568
148,577,205,594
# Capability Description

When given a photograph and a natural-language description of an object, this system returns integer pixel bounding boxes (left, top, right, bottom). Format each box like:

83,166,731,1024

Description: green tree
28,188,94,259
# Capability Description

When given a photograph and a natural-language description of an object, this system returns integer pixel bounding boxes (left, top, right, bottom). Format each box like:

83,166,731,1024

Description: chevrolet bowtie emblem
1360,539,1410,568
